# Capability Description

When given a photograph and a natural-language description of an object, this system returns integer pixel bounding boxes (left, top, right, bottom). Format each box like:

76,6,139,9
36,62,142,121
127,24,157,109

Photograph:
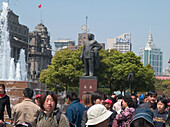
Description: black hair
123,95,135,108
117,94,123,99
131,93,137,98
0,84,6,94
91,93,102,105
66,91,78,102
144,95,148,99
157,96,168,109
40,91,58,111
130,118,154,127
162,94,166,98
93,91,107,100
148,90,157,96
23,88,33,99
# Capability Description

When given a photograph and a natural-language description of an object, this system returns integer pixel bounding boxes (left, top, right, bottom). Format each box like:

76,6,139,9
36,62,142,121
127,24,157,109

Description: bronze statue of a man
80,33,102,76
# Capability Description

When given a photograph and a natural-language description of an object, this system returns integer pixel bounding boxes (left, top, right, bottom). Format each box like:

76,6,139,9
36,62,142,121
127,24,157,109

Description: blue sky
1,0,170,70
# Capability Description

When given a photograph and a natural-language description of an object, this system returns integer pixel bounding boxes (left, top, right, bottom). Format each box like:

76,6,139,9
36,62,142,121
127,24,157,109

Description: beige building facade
107,33,132,53
28,24,52,82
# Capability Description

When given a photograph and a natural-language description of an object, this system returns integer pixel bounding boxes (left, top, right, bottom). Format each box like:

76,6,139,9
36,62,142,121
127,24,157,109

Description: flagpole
40,6,42,24
38,0,43,24
15,0,18,14
40,1,43,24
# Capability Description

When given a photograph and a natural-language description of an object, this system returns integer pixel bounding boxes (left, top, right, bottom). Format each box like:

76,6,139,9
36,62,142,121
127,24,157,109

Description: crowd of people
0,83,170,127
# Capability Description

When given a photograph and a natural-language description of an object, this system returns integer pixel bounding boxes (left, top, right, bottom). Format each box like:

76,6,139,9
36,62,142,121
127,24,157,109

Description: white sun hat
86,104,113,125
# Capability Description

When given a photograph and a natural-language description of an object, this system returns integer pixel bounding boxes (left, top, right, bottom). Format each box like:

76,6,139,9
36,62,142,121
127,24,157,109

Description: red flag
38,4,42,8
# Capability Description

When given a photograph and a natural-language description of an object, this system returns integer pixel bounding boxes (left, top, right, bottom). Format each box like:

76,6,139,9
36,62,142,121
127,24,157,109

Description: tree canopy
39,48,155,93
39,48,83,92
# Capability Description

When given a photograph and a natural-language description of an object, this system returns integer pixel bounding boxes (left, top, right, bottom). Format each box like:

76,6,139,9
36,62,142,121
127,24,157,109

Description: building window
15,26,17,32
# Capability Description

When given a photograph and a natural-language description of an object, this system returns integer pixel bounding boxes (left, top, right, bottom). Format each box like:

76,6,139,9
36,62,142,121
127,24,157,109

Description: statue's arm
94,41,102,51
80,45,85,60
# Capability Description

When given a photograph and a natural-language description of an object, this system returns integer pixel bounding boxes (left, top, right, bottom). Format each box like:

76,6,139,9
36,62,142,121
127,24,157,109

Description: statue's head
88,33,94,40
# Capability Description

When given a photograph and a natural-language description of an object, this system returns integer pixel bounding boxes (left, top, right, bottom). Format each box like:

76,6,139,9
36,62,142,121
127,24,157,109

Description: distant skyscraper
54,39,75,51
139,32,163,75
106,33,132,53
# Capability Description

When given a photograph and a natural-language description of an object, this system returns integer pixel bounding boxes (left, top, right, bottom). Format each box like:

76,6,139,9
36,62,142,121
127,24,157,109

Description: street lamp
127,73,134,95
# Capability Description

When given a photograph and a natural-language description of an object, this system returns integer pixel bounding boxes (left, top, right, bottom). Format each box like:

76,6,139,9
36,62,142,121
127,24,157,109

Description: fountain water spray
0,2,27,81
9,58,16,80
0,2,11,80
18,49,27,81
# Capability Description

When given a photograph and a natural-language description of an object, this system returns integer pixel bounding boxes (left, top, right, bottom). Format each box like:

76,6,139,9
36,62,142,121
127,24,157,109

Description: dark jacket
81,110,88,127
138,102,157,112
65,100,86,127
0,95,11,121
108,109,117,127
153,109,168,127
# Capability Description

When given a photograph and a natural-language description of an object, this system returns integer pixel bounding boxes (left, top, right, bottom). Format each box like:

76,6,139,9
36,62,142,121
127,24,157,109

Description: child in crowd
153,97,168,127
104,99,117,127
34,94,41,106
104,99,113,110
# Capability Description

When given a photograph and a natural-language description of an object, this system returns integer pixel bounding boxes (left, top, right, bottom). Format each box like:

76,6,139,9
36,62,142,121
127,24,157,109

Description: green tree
96,50,155,94
39,48,83,93
40,48,155,94
154,79,170,95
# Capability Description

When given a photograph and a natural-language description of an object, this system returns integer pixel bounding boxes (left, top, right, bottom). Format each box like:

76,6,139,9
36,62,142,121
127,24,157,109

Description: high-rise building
106,33,132,53
54,39,75,51
28,23,52,82
139,32,163,75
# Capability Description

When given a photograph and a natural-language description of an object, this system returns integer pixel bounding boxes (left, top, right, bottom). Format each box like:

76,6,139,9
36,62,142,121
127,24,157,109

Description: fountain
0,2,27,81
0,2,46,109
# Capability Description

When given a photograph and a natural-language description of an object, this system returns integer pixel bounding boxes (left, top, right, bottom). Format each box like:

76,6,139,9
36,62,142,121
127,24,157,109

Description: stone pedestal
79,76,97,99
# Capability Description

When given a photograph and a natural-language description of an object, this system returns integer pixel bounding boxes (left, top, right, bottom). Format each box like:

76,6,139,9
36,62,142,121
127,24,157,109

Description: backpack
55,110,75,127
38,110,61,124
